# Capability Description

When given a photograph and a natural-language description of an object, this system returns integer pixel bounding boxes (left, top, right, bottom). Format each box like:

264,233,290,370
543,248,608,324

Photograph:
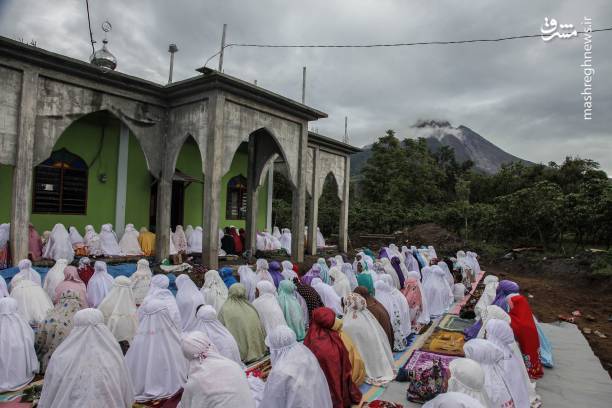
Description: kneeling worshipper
138,226,156,256
192,305,243,366
118,223,143,255
77,257,95,286
43,258,68,299
311,277,343,315
140,274,181,328
86,261,114,307
68,226,87,256
179,331,255,408
126,298,187,402
10,274,53,325
217,283,267,363
175,273,205,331
329,265,352,298
238,264,258,302
304,307,363,407
353,286,394,349
220,227,236,255
220,266,238,288
402,271,430,329
84,224,102,256
507,294,544,380
130,258,152,305
11,258,42,289
53,265,87,308
374,276,411,351
28,223,43,262
35,290,82,372
253,280,287,334
268,260,285,288
423,392,486,408
464,339,516,408
446,358,492,407
422,264,453,318
0,297,39,392
187,226,203,254
293,276,324,319
260,325,333,408
255,258,274,284
341,292,395,385
38,308,134,408
99,223,122,256
201,269,228,313
281,260,298,280
42,223,75,263
277,280,306,340
98,276,138,344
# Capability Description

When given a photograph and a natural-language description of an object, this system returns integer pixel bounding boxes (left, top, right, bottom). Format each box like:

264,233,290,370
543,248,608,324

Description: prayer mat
404,350,457,403
0,379,43,404
132,390,182,408
438,314,475,332
245,356,272,381
361,401,404,407
420,329,466,356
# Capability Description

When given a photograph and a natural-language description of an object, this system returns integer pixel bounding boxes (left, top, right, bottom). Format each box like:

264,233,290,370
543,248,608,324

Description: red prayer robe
508,294,544,379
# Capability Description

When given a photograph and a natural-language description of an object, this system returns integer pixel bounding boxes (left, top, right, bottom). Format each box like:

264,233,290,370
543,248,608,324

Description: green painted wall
0,165,12,224
124,133,151,229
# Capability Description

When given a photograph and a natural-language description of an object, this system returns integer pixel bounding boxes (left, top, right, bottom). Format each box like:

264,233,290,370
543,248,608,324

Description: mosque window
32,149,88,214
226,174,247,220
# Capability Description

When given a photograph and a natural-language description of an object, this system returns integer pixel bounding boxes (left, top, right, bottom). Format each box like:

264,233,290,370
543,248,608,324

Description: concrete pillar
10,70,38,264
307,147,320,255
266,162,273,231
201,92,225,269
290,125,308,263
114,123,129,238
245,137,258,254
155,126,173,261
338,155,351,253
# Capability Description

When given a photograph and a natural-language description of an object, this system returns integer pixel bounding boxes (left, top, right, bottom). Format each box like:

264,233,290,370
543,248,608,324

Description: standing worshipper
77,257,95,286
353,286,394,349
86,261,114,307
184,225,194,242
268,260,285,288
98,276,138,344
402,245,420,272
129,258,152,305
277,280,306,341
374,276,411,351
173,225,189,254
12,258,42,288
255,258,275,284
253,280,287,334
126,298,187,402
281,260,297,280
0,276,7,297
422,264,453,318
138,226,156,256
280,228,292,255
355,260,375,295
99,224,122,256
218,283,267,363
35,290,82,372
118,223,143,255
10,275,53,325
140,274,181,329
304,307,363,407
0,223,10,269
219,267,238,288
507,294,544,379
53,265,87,308
43,258,68,298
302,263,322,285
239,228,247,250
28,223,43,262
260,325,333,408
316,227,326,248
329,266,352,298
201,270,228,313
192,305,243,365
311,277,343,315
179,331,255,408
293,277,324,319
341,262,359,290
237,264,257,302
0,297,39,392
43,223,75,262
83,224,102,256
175,274,205,332
402,270,430,329
317,257,331,283
446,358,492,407
492,280,520,311
341,293,396,385
390,257,406,288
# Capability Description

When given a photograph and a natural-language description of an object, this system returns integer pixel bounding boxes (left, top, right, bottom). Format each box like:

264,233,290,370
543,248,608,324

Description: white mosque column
114,123,129,238
245,139,259,255
307,147,320,256
290,125,308,263
266,162,273,231
155,155,172,261
10,70,37,264
338,155,350,253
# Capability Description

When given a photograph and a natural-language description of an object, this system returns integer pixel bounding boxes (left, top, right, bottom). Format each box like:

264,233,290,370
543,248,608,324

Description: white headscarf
279,228,292,255
475,276,499,318
188,226,203,253
0,276,8,298
377,274,412,339
42,258,67,298
281,261,297,280
253,281,287,334
173,225,188,253
329,266,351,299
0,223,9,248
272,226,282,239
130,259,152,305
184,225,194,242
310,278,343,315
405,270,431,326
237,265,257,302
68,226,84,245
10,275,53,325
12,259,42,289
43,223,75,262
422,392,486,408
402,245,420,272
453,283,467,301
99,224,122,256
467,251,481,275
447,358,491,407
118,224,143,255
179,331,255,408
428,245,438,260
84,224,102,256
463,339,515,408
139,275,182,329
38,308,134,407
437,261,455,288
380,258,401,289
316,227,326,248
175,274,205,332
126,298,187,402
477,305,510,339
192,305,243,366
98,276,138,343
0,297,39,392
260,325,333,408
201,270,228,313
341,293,396,385
86,261,114,307
255,258,274,284
422,265,453,317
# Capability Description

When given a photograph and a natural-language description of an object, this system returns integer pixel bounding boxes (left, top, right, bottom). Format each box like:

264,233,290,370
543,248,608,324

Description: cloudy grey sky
1,0,610,173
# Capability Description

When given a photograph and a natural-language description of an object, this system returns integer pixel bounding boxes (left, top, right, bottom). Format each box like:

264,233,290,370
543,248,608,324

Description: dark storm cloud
1,0,610,173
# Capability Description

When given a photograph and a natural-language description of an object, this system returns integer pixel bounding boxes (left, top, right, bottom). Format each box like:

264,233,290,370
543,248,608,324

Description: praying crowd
0,228,552,408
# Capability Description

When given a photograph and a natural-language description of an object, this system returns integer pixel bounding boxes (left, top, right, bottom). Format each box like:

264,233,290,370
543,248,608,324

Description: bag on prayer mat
404,350,456,403
420,329,466,356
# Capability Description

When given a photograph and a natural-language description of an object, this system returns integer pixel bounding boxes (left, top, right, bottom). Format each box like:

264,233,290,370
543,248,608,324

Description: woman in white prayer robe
329,266,352,298
255,258,274,284
0,276,8,297
191,305,243,366
179,331,255,408
188,226,203,253
139,274,182,329
310,277,343,315
281,260,298,280
422,265,454,317
11,259,42,289
184,225,194,242
423,392,486,408
0,297,39,392
446,358,492,407
341,293,395,385
173,225,189,253
10,275,53,325
126,298,188,402
237,265,258,302
86,261,114,307
130,259,152,305
252,280,287,335
375,275,412,350
68,226,85,246
99,224,122,256
316,227,326,248
38,308,134,408
42,258,67,298
98,276,138,343
402,245,421,273
279,228,292,255
272,226,282,240
84,224,102,256
200,270,228,313
118,224,143,256
175,274,205,332
260,325,333,408
341,262,359,290
380,257,401,289
42,223,74,263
